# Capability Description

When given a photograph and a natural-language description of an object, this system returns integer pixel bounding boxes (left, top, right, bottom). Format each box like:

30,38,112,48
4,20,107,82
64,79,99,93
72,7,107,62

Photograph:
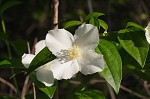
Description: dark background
0,0,150,99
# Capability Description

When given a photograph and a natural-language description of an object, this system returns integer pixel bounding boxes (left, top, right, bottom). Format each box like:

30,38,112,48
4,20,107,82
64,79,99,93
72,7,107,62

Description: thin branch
27,42,31,54
53,0,59,29
87,0,93,13
107,83,116,99
0,77,17,93
144,81,150,96
21,76,30,99
120,85,150,99
32,83,36,99
53,0,59,99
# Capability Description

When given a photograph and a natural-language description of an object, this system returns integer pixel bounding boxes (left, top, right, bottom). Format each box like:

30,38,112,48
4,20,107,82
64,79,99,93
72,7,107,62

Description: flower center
68,45,81,59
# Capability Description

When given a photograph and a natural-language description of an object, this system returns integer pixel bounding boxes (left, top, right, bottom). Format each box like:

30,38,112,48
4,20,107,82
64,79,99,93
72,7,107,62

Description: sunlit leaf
0,60,11,68
64,21,82,29
85,12,104,22
117,27,149,67
97,39,122,93
99,19,108,30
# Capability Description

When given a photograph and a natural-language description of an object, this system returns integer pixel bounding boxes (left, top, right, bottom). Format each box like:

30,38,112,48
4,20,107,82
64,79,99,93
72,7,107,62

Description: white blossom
22,40,54,86
145,22,150,44
46,24,105,80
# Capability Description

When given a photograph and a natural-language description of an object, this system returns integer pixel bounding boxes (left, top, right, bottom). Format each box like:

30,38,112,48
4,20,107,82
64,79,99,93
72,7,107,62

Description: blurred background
0,0,150,99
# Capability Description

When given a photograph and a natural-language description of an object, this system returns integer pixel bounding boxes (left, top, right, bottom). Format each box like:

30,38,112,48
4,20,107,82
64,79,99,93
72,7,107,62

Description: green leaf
10,40,27,56
117,28,149,67
85,12,104,22
29,72,45,87
73,90,105,99
97,39,122,93
126,22,145,31
0,0,22,16
0,95,15,99
0,59,24,68
0,32,7,41
29,72,57,99
89,17,100,29
125,51,150,82
0,60,11,68
99,19,108,30
64,21,82,29
27,47,56,75
39,86,57,99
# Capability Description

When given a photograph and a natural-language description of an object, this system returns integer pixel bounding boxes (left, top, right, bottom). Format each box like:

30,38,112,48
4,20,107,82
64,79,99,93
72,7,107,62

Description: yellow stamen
68,45,81,59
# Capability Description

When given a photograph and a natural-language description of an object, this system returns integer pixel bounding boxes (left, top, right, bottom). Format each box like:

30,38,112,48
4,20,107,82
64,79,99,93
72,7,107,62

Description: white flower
46,24,105,80
145,22,150,44
22,40,54,86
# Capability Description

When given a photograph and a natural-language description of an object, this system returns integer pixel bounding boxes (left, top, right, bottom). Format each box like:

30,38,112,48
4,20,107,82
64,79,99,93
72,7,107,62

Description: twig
107,83,116,99
25,80,32,94
144,81,150,96
27,42,31,54
0,77,17,93
21,76,30,99
87,0,93,13
32,83,36,99
31,38,38,54
53,0,59,99
53,0,59,29
89,79,105,84
120,85,150,99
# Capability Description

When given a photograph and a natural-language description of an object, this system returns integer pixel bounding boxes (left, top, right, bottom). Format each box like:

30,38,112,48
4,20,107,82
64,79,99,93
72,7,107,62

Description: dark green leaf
10,59,24,68
0,32,7,41
125,51,150,82
27,47,56,75
126,22,145,31
0,0,22,16
117,28,149,67
99,19,108,30
85,12,104,22
89,17,100,29
73,90,105,99
29,72,45,88
10,40,27,56
0,95,15,99
0,59,24,68
29,72,57,99
64,21,82,29
39,86,57,99
97,39,122,93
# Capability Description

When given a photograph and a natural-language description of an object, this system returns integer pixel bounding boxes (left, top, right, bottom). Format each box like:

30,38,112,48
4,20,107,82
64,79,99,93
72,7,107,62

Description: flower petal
73,24,99,50
46,29,74,56
50,59,79,80
36,65,54,86
78,50,105,75
35,40,46,55
22,54,35,68
145,22,150,44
